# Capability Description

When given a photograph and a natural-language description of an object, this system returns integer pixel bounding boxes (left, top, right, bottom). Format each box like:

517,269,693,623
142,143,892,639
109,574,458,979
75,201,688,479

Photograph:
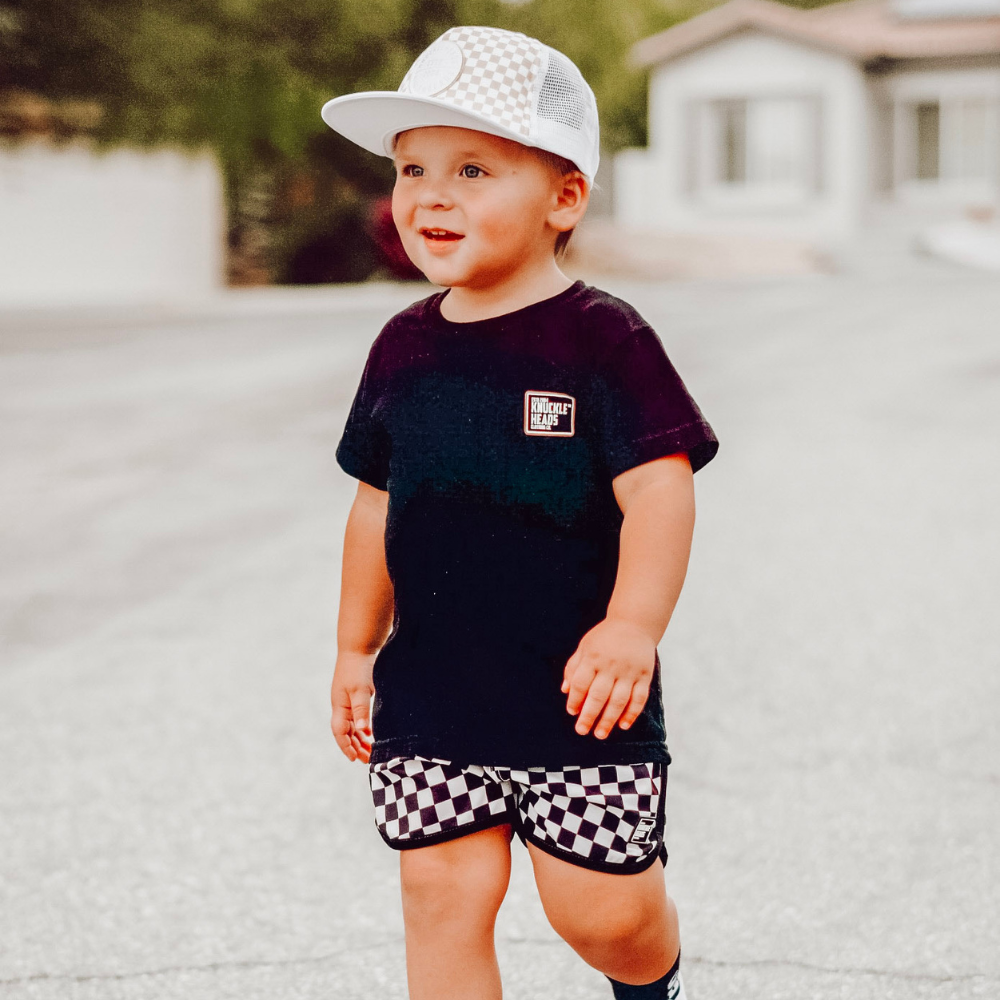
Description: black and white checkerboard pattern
509,763,663,866
370,758,513,843
400,26,542,139
370,758,663,867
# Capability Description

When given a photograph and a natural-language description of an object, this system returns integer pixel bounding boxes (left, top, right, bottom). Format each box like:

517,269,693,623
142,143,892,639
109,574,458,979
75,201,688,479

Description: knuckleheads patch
524,391,575,437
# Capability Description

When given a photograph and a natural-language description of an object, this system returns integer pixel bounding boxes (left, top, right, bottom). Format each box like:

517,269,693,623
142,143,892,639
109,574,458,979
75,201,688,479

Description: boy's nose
416,182,453,210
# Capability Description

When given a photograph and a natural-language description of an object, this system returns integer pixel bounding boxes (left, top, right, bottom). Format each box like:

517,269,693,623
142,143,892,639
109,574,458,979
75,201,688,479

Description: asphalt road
1,264,998,1000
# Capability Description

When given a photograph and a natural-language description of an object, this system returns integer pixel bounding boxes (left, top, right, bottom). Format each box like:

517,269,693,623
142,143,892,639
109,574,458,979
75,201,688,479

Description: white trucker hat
321,26,600,181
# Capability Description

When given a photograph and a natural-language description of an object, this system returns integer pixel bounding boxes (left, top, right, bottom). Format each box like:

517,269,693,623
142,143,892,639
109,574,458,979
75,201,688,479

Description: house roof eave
631,22,867,69
630,0,870,68
631,0,1000,69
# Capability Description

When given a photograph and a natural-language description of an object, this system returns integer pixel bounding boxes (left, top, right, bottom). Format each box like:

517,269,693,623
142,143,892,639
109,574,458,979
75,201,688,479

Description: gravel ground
1,261,998,999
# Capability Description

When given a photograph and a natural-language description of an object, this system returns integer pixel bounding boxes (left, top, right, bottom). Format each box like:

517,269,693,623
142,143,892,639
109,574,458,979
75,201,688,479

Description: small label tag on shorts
523,391,575,437
630,817,657,844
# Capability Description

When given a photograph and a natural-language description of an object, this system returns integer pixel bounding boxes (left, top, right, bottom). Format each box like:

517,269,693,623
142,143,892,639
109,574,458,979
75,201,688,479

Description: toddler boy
322,26,718,1000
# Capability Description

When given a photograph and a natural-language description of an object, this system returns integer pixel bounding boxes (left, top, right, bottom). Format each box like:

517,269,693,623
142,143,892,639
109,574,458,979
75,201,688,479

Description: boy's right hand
331,651,376,763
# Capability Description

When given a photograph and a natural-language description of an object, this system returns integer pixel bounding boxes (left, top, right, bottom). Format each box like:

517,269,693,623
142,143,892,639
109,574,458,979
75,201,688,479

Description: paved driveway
1,264,998,999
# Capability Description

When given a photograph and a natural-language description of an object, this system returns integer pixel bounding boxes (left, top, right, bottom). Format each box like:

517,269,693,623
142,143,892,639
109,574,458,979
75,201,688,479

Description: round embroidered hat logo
403,38,465,96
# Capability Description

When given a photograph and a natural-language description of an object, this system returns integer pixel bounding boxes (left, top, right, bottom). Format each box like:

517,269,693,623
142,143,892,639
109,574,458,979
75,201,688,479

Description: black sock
607,949,681,999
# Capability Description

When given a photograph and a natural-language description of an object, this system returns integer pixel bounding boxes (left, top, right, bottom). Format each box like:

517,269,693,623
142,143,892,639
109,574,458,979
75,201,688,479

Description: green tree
1,0,695,281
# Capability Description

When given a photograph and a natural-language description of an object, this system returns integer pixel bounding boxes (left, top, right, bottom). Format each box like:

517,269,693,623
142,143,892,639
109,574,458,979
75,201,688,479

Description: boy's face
391,126,576,289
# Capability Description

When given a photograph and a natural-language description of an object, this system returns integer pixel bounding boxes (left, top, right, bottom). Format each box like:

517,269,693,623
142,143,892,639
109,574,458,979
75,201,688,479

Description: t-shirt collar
427,280,588,330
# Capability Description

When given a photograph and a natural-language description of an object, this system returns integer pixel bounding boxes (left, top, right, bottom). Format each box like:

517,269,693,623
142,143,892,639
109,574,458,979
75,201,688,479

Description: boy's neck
438,257,575,324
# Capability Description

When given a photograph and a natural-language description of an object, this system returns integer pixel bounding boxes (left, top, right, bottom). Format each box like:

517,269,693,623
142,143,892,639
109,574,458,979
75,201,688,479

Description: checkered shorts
369,757,667,874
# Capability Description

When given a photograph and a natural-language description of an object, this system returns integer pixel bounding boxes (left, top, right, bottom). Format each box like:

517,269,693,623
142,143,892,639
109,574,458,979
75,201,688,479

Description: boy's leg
527,842,679,986
399,824,513,1000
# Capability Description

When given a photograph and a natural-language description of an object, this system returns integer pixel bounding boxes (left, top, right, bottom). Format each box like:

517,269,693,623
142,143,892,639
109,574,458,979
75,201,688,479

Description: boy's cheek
472,220,522,257
394,225,425,267
390,193,412,238
479,207,546,254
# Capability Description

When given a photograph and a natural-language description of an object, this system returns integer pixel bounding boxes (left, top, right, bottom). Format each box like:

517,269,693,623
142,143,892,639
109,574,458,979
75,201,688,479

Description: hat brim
321,92,580,171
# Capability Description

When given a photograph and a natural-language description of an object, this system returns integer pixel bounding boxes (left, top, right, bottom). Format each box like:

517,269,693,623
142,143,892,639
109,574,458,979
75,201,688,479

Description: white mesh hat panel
321,25,601,181
537,50,587,130
534,47,600,176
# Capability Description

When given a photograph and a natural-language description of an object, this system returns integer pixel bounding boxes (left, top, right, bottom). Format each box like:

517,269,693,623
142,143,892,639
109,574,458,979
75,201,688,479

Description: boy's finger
331,719,358,761
350,730,371,763
593,680,634,739
561,650,581,694
574,675,614,735
338,721,369,764
331,702,363,760
348,718,370,745
617,682,651,731
350,690,373,734
330,708,349,739
565,663,598,715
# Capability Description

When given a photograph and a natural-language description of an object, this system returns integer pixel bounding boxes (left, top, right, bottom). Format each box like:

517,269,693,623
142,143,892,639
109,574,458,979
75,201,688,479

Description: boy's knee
546,896,650,955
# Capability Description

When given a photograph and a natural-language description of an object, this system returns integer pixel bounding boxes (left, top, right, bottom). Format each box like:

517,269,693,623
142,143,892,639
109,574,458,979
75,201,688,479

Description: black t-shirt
336,280,718,768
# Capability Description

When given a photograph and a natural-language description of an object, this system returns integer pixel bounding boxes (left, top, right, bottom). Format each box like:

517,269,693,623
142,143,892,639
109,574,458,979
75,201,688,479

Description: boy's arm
331,481,394,763
562,453,695,740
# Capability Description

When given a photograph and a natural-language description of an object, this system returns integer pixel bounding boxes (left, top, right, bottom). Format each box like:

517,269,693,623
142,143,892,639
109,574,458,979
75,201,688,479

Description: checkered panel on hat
513,763,663,866
399,26,543,139
370,756,515,843
322,24,600,180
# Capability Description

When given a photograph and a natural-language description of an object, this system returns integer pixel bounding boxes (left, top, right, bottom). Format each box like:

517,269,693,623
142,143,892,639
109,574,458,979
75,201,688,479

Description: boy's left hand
562,618,657,739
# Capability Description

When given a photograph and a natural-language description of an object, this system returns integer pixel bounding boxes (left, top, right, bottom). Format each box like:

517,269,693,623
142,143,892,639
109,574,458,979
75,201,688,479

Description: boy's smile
391,126,585,305
419,225,465,250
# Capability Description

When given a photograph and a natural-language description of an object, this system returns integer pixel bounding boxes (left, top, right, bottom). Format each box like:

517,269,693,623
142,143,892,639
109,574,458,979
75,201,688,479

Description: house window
914,102,940,180
697,96,822,204
717,99,747,184
901,97,996,189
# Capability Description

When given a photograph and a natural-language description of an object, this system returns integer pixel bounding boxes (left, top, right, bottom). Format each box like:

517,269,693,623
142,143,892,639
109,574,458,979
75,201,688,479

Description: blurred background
2,2,999,999
3,0,998,305
0,0,690,301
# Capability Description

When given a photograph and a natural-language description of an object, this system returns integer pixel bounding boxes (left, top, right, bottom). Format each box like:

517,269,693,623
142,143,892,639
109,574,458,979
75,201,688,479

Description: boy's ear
549,171,589,234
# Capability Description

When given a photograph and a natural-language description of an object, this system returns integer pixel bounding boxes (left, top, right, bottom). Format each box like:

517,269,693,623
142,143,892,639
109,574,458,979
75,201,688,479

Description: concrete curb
0,282,433,334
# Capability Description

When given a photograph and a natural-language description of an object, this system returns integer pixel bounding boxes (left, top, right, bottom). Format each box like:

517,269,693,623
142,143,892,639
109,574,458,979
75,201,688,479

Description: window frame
893,92,1000,201
690,92,825,210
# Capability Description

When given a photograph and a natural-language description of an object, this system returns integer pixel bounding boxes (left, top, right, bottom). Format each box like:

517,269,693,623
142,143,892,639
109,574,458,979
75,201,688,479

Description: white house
0,137,225,310
615,0,1000,242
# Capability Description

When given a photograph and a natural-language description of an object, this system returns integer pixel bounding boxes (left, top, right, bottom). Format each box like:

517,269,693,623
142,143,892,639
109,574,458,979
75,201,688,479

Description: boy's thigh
370,756,517,927
526,837,669,936
400,824,515,929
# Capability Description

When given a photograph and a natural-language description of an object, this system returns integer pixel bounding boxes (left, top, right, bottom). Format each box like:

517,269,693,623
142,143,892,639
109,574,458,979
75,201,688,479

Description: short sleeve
335,344,390,491
598,325,718,478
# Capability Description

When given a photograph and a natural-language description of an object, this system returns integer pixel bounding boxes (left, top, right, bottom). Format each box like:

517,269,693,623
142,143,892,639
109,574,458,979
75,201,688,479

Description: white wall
0,140,225,309
615,29,870,242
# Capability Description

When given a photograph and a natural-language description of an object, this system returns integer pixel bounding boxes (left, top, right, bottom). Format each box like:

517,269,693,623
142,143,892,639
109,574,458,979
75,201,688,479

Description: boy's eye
460,164,484,178
400,164,423,177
